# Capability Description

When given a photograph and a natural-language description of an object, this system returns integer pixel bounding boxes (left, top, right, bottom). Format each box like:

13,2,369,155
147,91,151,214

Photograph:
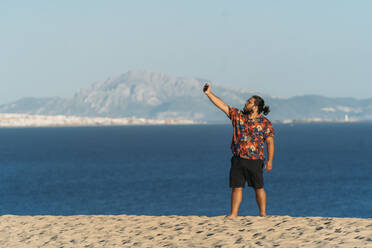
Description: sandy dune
0,215,371,247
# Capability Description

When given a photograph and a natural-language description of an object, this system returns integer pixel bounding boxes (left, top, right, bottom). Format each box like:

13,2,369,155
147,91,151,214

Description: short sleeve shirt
228,106,274,160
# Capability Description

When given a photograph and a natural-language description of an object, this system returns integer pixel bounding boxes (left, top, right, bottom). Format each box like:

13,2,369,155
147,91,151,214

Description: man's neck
248,112,259,119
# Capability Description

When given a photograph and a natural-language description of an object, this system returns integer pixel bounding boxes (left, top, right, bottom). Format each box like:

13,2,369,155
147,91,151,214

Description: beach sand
0,215,371,247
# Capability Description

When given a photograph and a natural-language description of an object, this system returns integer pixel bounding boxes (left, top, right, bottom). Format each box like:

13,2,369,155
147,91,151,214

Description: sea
0,123,371,218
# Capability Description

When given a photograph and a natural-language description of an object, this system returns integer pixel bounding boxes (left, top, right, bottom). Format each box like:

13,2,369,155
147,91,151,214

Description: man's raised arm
203,83,229,118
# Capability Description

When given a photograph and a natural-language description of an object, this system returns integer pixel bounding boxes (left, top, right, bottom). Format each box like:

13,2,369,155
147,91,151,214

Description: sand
0,215,371,247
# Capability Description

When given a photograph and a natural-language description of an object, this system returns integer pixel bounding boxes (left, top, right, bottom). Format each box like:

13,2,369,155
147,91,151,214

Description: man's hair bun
263,105,270,115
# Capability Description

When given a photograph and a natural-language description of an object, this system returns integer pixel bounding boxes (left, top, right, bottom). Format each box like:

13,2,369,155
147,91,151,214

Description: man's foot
225,215,238,219
260,213,267,217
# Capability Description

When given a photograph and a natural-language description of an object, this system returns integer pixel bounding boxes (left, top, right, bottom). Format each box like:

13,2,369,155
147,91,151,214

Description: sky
1,0,371,104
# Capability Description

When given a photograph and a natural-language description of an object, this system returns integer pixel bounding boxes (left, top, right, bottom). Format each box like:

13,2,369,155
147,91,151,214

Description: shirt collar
247,114,263,122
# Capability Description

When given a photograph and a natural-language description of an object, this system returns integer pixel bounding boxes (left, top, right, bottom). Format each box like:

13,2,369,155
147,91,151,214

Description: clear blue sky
1,0,371,104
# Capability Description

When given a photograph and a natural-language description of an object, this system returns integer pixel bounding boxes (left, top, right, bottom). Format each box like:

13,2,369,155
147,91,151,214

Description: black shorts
229,156,264,189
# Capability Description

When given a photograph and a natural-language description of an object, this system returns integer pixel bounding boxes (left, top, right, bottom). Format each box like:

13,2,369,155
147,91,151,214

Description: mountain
1,70,372,122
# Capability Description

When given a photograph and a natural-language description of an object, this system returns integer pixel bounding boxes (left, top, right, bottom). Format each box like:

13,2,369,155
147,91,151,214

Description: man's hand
265,137,274,172
203,83,211,94
264,160,273,172
203,82,229,117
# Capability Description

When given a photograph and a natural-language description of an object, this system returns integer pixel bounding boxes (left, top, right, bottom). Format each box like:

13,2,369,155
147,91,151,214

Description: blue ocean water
0,123,371,217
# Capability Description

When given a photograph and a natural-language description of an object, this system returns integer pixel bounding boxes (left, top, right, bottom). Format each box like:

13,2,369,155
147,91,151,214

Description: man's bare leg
227,187,243,218
254,188,266,216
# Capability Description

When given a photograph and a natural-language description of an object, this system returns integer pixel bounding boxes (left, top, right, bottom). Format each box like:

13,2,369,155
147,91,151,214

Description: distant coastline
0,113,364,127
0,113,202,127
274,117,359,124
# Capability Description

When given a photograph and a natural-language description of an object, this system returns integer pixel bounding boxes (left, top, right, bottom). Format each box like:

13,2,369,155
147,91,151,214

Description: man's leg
228,187,243,218
254,188,266,217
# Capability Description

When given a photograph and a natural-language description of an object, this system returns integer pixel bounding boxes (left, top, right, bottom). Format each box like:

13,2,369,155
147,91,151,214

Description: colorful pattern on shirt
229,106,274,160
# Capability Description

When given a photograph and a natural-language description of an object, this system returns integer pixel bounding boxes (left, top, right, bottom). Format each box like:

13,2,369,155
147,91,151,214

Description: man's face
243,98,256,114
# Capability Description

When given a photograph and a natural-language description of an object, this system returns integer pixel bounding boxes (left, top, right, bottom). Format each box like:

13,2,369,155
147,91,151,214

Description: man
203,83,274,217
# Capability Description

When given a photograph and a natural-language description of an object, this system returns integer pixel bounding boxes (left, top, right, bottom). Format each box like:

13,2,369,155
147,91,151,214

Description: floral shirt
229,106,274,160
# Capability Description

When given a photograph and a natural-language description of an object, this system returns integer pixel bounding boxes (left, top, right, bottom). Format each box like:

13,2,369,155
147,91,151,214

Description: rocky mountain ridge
1,70,371,122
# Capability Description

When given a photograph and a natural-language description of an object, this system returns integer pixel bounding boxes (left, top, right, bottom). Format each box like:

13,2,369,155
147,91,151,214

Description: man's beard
242,108,253,115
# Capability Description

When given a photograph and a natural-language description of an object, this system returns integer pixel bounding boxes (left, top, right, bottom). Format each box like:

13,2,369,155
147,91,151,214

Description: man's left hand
264,160,273,172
